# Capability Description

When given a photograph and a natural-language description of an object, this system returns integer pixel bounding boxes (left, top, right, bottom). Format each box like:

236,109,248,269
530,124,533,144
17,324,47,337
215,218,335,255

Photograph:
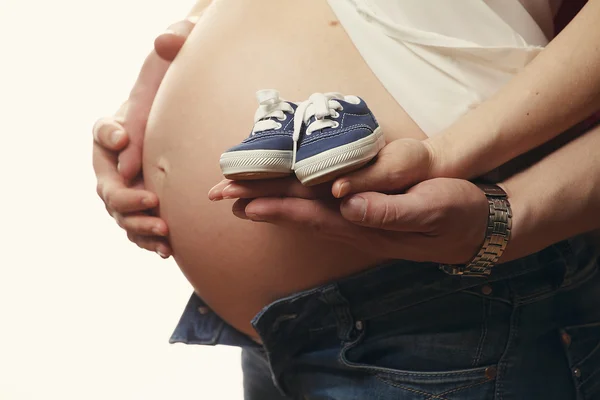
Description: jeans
171,237,600,399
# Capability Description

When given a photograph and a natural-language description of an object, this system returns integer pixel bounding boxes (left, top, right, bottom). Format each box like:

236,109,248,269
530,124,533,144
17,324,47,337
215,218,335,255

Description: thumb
340,192,433,232
332,138,433,198
118,103,146,181
117,143,143,181
154,18,197,61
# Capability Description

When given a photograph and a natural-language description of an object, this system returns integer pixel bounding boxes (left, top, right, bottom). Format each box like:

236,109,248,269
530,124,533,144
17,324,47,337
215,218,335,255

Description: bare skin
142,0,426,338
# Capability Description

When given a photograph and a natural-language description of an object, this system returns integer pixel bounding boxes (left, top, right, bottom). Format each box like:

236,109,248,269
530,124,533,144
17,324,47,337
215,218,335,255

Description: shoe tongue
324,92,345,100
256,89,281,106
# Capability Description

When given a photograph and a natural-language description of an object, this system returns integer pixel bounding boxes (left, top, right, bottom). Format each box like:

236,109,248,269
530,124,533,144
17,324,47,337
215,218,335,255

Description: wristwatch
439,183,512,277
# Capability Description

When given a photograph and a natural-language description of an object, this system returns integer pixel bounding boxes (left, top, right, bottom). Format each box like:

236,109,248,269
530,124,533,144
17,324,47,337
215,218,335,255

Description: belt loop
320,285,355,342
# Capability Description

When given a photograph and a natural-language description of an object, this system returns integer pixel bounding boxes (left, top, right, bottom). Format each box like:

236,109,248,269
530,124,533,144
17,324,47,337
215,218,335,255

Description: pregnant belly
143,0,427,338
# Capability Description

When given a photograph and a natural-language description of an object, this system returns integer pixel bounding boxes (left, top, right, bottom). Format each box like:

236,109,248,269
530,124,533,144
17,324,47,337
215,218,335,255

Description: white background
0,0,244,398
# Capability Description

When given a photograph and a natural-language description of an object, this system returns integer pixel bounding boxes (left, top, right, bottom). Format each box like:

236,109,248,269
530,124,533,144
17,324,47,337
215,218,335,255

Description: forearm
427,0,600,180
499,123,600,261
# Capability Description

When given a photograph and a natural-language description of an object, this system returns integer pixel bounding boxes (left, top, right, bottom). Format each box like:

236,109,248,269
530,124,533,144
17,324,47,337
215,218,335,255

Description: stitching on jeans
516,286,555,301
495,303,520,400
558,267,598,296
308,324,336,334
375,377,491,399
515,290,559,306
581,365,600,387
373,379,442,399
463,290,513,306
339,318,494,398
473,298,489,367
341,343,491,378
437,378,493,397
575,340,600,370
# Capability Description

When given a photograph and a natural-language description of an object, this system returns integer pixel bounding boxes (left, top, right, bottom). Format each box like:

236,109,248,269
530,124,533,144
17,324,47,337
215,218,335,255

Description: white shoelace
252,89,295,134
292,92,360,168
252,89,361,169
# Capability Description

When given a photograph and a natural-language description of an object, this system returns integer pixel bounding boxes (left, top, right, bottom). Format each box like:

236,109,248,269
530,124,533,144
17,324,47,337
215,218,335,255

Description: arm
499,122,600,261
427,0,600,180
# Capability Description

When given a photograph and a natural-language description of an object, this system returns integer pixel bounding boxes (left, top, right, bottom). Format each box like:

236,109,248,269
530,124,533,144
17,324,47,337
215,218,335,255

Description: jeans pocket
562,322,600,399
339,331,497,400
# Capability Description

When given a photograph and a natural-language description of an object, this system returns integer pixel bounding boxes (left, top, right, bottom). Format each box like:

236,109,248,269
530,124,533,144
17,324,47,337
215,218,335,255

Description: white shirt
327,0,554,135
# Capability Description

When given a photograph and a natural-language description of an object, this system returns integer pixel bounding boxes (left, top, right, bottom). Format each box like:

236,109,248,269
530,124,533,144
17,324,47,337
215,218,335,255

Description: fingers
331,138,433,198
92,117,129,151
339,191,437,232
236,197,364,245
117,212,171,258
232,198,252,219
98,176,158,213
154,18,197,61
208,177,332,201
112,211,168,237
127,232,172,259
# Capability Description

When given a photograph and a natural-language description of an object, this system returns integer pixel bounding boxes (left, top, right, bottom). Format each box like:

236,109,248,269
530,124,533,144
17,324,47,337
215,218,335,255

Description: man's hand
330,138,438,198
92,18,196,258
208,177,489,264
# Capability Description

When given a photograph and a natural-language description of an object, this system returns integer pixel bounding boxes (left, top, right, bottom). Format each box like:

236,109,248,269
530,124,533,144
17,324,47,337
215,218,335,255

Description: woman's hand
330,138,437,198
93,105,171,257
92,18,196,258
208,177,489,264
118,19,197,181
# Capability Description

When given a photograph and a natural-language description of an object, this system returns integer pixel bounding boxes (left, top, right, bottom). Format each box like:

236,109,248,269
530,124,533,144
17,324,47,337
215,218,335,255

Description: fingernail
343,196,367,222
152,227,165,236
142,197,155,207
207,186,222,201
111,130,124,146
156,250,169,259
117,162,122,173
185,15,200,24
336,181,350,198
246,213,266,222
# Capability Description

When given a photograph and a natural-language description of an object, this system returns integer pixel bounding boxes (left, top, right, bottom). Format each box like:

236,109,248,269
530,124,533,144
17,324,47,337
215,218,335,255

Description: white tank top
326,0,559,135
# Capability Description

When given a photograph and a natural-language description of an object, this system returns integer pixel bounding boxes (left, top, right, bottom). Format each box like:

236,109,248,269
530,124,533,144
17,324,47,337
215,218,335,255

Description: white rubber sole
220,149,293,180
294,127,385,186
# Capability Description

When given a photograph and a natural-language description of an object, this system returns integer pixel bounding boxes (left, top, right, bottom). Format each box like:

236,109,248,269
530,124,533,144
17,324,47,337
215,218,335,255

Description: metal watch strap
440,183,512,277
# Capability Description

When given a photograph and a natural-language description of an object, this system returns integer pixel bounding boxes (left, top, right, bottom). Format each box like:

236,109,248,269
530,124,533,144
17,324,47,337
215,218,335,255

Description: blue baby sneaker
220,89,297,180
292,92,384,186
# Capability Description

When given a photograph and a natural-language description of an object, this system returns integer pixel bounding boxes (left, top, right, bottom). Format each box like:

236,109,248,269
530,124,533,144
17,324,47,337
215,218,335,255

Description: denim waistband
249,237,598,388
169,237,597,350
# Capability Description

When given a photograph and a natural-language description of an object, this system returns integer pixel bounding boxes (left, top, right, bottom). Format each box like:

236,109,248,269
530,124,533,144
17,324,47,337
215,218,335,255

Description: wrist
495,181,532,262
440,183,513,277
422,134,456,179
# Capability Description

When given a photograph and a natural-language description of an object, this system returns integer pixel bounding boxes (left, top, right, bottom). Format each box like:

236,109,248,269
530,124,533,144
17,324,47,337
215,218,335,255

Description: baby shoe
220,89,297,180
292,92,384,186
